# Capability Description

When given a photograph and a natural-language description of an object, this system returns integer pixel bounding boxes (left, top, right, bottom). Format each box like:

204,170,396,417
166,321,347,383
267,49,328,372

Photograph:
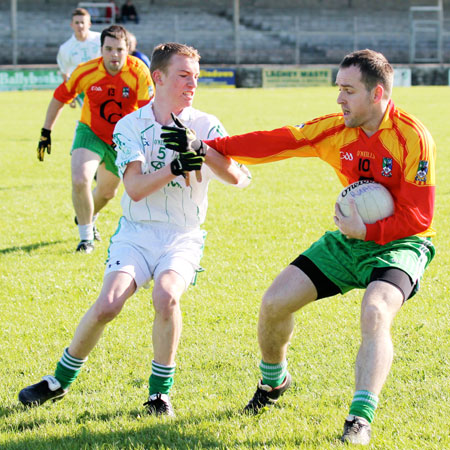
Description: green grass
1,87,449,449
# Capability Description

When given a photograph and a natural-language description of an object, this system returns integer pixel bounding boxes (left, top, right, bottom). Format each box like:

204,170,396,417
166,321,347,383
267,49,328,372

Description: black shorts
290,255,414,302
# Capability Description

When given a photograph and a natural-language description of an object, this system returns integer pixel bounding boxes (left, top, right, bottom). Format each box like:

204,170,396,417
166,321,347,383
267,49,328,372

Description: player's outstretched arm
37,98,65,161
203,144,251,186
160,113,250,186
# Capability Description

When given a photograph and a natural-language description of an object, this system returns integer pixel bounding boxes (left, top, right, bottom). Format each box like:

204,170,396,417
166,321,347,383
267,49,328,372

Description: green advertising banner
263,68,332,88
0,69,61,91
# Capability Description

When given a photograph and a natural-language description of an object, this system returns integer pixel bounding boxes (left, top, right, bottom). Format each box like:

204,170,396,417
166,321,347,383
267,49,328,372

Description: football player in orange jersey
161,49,436,445
37,25,152,253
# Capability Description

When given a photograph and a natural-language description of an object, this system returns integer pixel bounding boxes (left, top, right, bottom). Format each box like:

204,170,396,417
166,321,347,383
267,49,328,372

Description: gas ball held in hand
337,180,394,224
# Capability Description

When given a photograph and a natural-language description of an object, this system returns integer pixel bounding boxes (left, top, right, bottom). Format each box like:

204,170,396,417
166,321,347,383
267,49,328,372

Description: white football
337,180,394,224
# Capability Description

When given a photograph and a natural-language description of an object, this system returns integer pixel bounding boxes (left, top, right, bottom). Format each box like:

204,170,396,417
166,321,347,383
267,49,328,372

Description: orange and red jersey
206,100,436,245
54,55,153,145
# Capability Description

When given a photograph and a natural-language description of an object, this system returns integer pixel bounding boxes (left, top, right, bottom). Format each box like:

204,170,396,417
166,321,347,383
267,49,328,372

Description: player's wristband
41,128,51,139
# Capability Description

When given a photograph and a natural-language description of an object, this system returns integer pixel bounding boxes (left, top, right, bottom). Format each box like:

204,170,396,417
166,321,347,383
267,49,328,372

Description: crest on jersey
112,132,131,155
381,157,393,177
122,87,130,98
415,160,428,182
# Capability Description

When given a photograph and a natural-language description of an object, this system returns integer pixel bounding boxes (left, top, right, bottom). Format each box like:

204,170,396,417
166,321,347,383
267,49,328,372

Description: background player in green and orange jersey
37,25,153,253
161,49,436,445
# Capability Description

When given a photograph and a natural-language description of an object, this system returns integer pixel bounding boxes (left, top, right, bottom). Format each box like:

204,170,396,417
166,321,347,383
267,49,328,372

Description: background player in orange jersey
161,49,436,445
37,25,153,253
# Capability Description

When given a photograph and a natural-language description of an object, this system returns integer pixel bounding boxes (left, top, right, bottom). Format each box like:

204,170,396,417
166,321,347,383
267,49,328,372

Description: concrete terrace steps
1,3,450,64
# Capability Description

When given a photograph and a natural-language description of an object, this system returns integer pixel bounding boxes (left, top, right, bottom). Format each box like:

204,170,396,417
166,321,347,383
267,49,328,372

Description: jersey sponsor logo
100,99,123,124
415,160,428,182
340,151,353,161
141,136,150,147
139,126,153,147
168,180,182,188
357,150,376,159
122,87,130,98
91,85,102,91
381,157,393,177
151,161,165,170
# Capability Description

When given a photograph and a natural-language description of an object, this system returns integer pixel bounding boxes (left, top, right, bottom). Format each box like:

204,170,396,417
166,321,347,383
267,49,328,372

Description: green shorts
295,230,435,300
71,122,118,177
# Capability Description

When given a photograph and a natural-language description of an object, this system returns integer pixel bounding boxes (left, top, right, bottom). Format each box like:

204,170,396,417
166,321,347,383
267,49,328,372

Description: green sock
349,390,379,423
259,360,288,388
149,360,176,395
54,347,88,390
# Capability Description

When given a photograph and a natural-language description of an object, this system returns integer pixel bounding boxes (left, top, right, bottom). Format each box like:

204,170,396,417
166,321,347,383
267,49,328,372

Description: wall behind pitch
235,66,450,88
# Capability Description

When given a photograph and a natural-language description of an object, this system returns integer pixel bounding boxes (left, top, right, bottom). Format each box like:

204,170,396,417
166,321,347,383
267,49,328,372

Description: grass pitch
0,86,449,449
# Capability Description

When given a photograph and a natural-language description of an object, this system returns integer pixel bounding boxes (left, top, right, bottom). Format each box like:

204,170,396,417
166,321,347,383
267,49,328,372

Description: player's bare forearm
123,161,178,202
204,145,247,185
43,97,65,130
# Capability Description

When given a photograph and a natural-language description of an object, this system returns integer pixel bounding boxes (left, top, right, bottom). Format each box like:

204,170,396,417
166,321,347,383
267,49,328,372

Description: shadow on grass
0,241,65,255
4,410,228,449
0,185,35,192
2,404,342,449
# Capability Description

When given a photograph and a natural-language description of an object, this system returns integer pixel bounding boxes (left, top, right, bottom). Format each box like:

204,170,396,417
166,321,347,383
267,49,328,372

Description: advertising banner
263,68,332,88
0,69,60,91
199,68,235,87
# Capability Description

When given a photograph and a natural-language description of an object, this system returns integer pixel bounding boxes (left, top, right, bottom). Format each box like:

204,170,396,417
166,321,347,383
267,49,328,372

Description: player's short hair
339,49,394,97
101,25,129,48
150,42,200,78
71,8,90,19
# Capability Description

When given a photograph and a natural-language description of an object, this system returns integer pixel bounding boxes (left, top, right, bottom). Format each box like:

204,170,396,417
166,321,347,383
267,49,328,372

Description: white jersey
113,102,249,228
57,31,101,78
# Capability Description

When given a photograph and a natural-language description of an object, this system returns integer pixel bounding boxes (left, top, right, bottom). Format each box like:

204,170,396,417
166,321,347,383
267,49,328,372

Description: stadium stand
1,0,450,65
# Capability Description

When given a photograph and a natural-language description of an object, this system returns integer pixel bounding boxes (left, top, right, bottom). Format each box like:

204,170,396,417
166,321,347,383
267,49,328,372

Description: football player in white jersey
19,42,250,416
57,8,101,107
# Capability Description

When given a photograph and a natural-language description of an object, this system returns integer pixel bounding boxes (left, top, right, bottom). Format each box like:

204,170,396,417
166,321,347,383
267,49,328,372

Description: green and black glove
161,113,206,157
37,128,51,161
170,150,205,177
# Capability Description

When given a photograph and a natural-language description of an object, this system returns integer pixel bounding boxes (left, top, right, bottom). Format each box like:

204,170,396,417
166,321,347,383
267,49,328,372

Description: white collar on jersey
138,101,193,125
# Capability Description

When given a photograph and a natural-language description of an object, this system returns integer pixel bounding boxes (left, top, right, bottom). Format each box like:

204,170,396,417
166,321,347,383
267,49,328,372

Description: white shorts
104,217,206,290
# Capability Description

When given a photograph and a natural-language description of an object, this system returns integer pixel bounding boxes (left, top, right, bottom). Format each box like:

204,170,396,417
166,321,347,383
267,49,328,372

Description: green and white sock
54,347,88,390
259,360,288,388
349,390,379,423
149,360,176,395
